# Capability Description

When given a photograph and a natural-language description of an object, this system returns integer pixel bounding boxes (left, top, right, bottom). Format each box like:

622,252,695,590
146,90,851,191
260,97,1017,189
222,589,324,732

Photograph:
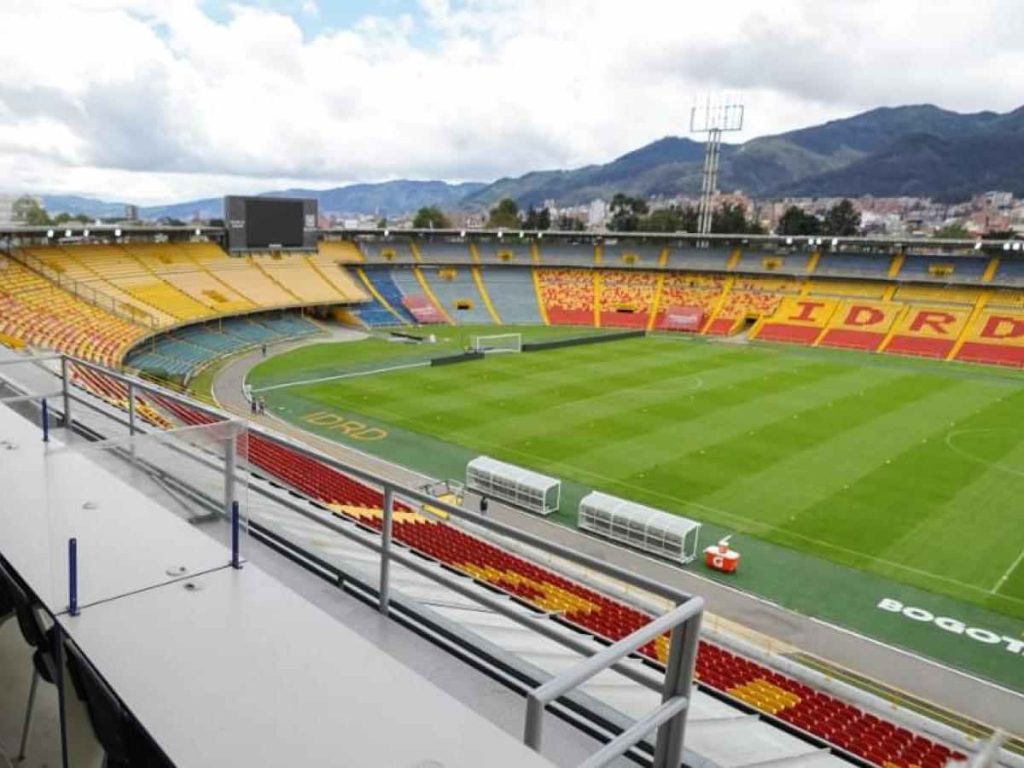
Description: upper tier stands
477,239,534,264
537,243,594,266
248,252,346,304
994,257,1024,285
126,311,321,380
814,253,894,279
668,246,734,272
418,266,494,324
0,258,146,366
359,240,417,263
16,243,368,330
734,251,812,274
898,255,989,283
316,240,363,263
478,267,543,324
416,240,474,264
601,243,664,269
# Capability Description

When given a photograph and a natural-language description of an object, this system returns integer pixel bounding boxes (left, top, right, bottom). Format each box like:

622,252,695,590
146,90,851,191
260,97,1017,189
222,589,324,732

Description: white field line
340,397,1024,606
994,548,1024,594
252,361,430,393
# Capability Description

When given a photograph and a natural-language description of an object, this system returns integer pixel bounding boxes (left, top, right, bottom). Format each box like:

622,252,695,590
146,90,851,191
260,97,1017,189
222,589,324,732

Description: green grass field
247,326,1024,688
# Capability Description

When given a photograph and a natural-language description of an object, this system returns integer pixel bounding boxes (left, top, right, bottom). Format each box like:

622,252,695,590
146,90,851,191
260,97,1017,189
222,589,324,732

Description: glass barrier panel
41,420,249,613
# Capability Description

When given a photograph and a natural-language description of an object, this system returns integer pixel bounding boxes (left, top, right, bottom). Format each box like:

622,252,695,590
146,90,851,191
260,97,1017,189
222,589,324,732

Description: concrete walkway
212,339,1024,735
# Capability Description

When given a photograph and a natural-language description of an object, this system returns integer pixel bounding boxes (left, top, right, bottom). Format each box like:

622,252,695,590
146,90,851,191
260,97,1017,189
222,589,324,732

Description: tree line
413,194,862,236
413,199,585,231
11,196,92,226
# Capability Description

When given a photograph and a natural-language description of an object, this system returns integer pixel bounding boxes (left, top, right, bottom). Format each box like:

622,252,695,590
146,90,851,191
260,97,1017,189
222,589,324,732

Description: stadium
2,200,1023,768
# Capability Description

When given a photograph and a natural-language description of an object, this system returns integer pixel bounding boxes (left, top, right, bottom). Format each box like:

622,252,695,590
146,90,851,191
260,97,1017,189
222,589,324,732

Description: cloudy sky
1,0,1021,204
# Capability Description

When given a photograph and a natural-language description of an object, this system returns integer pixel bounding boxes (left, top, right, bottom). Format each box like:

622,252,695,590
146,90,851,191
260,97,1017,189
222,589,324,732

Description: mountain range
38,104,1024,220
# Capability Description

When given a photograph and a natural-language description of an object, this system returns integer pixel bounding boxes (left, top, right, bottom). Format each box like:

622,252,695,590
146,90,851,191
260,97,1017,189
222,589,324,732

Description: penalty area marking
994,549,1024,594
251,361,430,393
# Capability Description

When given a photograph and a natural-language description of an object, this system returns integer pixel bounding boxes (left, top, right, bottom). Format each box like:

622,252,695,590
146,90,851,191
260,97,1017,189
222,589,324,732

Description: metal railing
20,354,705,767
525,599,702,768
4,248,161,330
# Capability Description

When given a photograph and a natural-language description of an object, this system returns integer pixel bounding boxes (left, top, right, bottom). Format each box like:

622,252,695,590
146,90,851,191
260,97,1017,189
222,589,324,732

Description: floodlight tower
690,94,745,239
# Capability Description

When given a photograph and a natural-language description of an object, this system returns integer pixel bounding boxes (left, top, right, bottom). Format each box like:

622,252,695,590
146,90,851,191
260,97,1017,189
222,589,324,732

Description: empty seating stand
899,255,988,284
125,312,320,381
815,253,893,279
419,266,494,324
0,259,146,366
363,268,419,324
417,241,474,264
480,267,543,324
476,240,533,265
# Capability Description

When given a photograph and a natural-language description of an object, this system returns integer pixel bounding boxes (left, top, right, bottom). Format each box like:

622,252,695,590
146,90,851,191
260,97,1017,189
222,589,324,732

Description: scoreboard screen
224,196,318,251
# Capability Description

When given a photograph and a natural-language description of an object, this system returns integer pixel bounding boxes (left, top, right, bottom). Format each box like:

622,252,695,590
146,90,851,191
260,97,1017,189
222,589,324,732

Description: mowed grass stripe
454,354,846,455
256,335,1024,620
701,374,997,528
573,363,901,477
784,381,1020,593
629,370,945,510
304,347,852,474
300,342,778,444
877,395,1024,595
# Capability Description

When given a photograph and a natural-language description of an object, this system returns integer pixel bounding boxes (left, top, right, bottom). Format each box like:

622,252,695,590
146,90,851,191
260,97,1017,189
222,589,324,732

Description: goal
471,333,522,354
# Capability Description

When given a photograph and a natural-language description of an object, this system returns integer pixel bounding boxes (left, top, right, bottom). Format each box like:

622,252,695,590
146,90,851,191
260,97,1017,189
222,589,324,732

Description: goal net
472,333,522,354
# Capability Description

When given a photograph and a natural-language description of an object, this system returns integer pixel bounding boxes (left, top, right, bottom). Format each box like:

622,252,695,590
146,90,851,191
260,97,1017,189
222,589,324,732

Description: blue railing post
231,501,241,569
41,399,49,443
68,538,79,616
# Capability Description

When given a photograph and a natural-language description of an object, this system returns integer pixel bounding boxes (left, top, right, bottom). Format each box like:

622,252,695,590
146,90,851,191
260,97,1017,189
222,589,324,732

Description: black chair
0,560,57,761
64,640,131,767
0,563,14,624
65,640,174,768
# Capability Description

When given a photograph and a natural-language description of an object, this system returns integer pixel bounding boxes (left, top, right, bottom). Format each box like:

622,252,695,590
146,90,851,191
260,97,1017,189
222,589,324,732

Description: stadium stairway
112,389,974,768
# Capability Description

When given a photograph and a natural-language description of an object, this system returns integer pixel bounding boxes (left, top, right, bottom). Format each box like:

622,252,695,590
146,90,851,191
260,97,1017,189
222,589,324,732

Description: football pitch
248,326,1024,687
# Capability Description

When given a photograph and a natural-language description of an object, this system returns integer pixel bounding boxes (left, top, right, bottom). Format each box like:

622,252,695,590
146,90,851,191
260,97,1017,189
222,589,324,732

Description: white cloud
0,0,1021,203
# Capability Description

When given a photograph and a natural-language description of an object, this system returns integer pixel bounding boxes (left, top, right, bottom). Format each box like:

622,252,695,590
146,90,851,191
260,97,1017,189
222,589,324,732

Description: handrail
55,355,706,766
67,355,696,604
5,248,161,330
524,598,703,767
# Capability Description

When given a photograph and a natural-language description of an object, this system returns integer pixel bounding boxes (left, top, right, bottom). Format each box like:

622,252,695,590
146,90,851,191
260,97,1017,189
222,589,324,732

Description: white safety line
252,360,430,393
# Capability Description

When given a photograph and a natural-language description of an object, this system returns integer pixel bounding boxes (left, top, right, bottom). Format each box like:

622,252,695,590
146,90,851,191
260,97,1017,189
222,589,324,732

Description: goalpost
471,333,522,354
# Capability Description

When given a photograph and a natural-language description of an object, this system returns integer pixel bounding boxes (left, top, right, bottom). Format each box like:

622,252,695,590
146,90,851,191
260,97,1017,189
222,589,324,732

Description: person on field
479,495,489,516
